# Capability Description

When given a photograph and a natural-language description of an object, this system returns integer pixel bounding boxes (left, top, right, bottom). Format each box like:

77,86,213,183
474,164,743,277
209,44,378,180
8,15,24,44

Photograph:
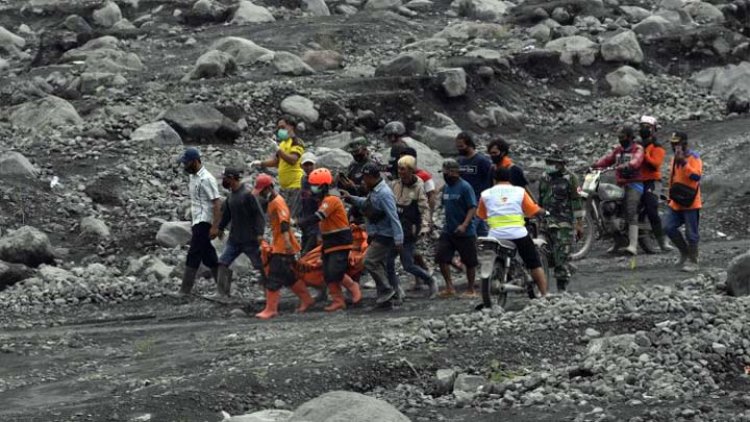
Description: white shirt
189,166,220,226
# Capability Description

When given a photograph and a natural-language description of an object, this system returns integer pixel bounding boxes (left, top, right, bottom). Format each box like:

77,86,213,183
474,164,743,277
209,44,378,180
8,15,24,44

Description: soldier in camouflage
538,150,585,292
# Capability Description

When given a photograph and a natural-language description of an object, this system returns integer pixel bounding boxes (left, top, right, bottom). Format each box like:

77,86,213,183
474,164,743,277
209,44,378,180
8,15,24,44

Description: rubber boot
324,283,347,312
255,290,280,320
341,274,362,305
668,234,689,268
210,266,219,283
682,244,699,273
557,278,569,292
180,267,198,296
657,235,674,252
290,281,315,313
427,277,439,299
216,265,232,297
624,225,639,256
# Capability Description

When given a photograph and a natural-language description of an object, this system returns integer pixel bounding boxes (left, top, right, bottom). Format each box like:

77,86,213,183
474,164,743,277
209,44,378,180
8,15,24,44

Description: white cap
640,115,657,126
301,152,317,165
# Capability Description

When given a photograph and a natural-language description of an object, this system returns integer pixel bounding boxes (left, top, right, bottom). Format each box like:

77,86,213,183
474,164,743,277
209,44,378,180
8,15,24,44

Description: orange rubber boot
255,289,280,320
324,283,346,312
341,275,362,305
290,281,315,313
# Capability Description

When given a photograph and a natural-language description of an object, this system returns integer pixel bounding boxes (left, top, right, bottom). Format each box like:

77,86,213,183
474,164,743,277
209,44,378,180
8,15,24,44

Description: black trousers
186,222,219,270
641,181,665,238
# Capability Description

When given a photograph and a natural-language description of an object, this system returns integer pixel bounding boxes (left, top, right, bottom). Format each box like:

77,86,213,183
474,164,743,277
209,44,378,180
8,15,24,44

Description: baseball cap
179,147,200,163
640,115,657,126
345,137,368,153
400,147,417,158
301,152,317,165
252,174,274,195
442,158,460,171
670,131,688,143
361,162,382,177
222,167,242,178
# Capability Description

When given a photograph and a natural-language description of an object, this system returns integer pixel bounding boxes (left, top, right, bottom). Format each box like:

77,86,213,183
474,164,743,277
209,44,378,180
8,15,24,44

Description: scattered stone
225,409,293,422
0,226,56,268
434,22,506,41
585,327,601,338
726,250,750,297
231,0,276,24
435,369,458,394
92,1,123,28
0,152,39,179
80,216,111,240
273,51,315,76
453,374,486,399
375,52,428,77
183,50,237,81
620,5,651,22
210,37,274,66
529,23,551,43
302,50,344,71
0,25,26,55
437,68,467,97
79,72,128,93
712,342,727,355
131,121,183,148
162,103,241,143
288,391,409,422
156,221,193,248
11,96,83,131
600,30,643,64
365,0,403,10
413,121,461,155
302,0,331,16
452,0,510,21
632,15,672,39
683,1,724,24
551,6,571,24
606,65,646,96
0,260,34,291
281,95,319,123
544,35,598,66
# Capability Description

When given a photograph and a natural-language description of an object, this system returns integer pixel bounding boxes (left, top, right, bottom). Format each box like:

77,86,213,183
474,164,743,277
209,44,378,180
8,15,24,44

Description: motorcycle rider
296,168,363,311
664,132,703,272
638,115,674,252
477,166,548,297
592,126,645,256
538,150,584,292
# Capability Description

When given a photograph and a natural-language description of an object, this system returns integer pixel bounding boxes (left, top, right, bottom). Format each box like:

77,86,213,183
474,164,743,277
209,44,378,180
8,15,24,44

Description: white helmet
640,115,657,126
384,121,406,136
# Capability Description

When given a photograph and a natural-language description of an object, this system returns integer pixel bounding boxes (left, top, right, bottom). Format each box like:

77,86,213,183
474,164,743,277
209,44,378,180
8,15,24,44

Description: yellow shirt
278,138,304,189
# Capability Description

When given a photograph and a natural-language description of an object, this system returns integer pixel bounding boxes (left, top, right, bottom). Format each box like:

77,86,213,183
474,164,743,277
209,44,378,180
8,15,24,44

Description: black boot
556,278,569,292
668,234,689,268
180,267,198,296
656,235,674,252
682,244,699,273
216,265,232,297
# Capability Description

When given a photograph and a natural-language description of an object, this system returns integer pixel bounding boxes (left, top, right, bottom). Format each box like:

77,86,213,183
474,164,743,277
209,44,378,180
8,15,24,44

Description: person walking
251,116,305,218
389,155,439,298
215,167,266,298
178,147,222,296
664,131,703,272
436,159,478,298
538,151,584,292
342,163,404,306
456,132,492,236
338,137,381,225
299,152,320,255
638,115,674,252
252,174,314,320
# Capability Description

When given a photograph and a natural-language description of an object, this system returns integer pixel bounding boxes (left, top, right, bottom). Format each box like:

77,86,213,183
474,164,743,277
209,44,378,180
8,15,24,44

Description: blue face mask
310,185,321,194
276,129,289,141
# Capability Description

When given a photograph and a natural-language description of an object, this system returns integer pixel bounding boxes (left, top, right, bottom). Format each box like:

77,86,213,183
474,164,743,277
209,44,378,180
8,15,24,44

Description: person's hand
395,243,403,253
674,145,685,161
209,226,220,239
339,175,354,189
455,223,467,235
339,190,351,200
290,218,297,227
250,160,262,168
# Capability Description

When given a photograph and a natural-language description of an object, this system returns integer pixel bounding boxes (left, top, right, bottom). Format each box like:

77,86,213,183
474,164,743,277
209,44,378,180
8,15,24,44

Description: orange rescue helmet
308,168,333,186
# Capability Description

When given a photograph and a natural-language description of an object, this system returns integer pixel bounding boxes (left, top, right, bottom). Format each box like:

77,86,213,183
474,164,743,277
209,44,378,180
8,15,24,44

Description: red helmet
308,168,333,186
252,174,274,195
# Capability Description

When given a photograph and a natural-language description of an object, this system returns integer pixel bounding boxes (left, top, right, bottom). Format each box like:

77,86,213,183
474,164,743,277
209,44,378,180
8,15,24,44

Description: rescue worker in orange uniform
297,168,362,311
663,132,703,273
638,115,673,252
253,174,314,320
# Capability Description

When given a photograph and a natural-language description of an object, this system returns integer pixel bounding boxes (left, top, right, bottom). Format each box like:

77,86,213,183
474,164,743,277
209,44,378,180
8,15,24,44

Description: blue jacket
351,179,404,244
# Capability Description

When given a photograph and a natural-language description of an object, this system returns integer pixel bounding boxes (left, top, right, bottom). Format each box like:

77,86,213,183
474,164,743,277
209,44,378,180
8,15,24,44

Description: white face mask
310,185,321,194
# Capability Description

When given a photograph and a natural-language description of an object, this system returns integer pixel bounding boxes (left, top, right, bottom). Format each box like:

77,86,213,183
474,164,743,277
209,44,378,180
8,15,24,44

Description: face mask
443,174,458,185
183,163,196,174
619,138,631,148
310,185,321,194
491,155,503,164
457,148,469,156
276,129,289,141
353,153,366,163
222,179,231,190
545,165,560,174
639,127,652,140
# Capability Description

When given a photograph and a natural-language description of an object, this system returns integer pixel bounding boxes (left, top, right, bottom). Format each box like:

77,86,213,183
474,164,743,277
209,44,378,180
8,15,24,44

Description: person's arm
679,155,703,182
202,177,223,238
521,191,544,218
456,186,476,234
260,156,280,168
569,174,585,219
417,183,430,234
538,177,548,209
278,143,303,165
247,192,266,242
476,197,487,220
644,145,665,169
380,191,404,245
625,144,644,169
594,148,617,169
210,198,222,238
218,200,230,233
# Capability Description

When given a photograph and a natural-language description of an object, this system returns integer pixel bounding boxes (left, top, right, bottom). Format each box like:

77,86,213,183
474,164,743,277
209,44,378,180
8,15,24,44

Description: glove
250,160,262,168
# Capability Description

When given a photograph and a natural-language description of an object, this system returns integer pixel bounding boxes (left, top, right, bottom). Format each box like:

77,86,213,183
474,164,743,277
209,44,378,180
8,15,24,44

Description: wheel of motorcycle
570,201,596,261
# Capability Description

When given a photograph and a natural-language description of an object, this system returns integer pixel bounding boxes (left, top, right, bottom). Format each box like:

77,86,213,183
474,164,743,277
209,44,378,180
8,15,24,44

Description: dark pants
641,181,665,238
664,208,700,246
624,185,642,224
186,222,218,270
387,240,432,285
300,226,320,255
267,254,297,291
219,239,263,270
474,217,489,237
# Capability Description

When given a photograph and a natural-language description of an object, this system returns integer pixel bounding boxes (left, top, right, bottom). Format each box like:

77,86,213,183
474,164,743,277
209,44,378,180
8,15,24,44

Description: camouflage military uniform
538,168,584,290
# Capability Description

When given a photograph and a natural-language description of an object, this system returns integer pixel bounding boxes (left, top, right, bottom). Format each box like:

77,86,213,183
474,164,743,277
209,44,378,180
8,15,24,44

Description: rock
11,96,83,130
691,62,750,100
210,37,274,66
551,6,571,24
453,374,486,399
587,334,636,355
620,5,651,22
226,410,293,422
156,221,193,248
302,50,344,71
144,258,173,281
314,132,352,149
302,0,330,16
413,123,461,155
544,35,598,66
273,51,315,76
335,4,359,14
314,148,353,170
60,45,144,73
61,36,119,60
712,342,727,355
131,121,183,148
601,30,643,64
288,391,409,422
183,50,237,81
79,72,128,93
231,0,276,24
404,37,450,51
85,174,126,206
585,328,602,338
435,369,458,394
92,1,122,28
162,103,241,143
452,0,510,21
683,1,724,24
437,68,467,97
365,0,403,10
0,26,25,55
0,152,39,179
726,250,750,296
487,106,523,130
375,52,428,77
632,15,672,39
727,93,750,115
434,22,506,41
606,65,646,96
468,110,496,128
281,95,319,123
0,260,34,290
0,58,8,71
405,0,434,11
0,226,56,267
80,216,111,240
529,23,551,43
190,0,230,23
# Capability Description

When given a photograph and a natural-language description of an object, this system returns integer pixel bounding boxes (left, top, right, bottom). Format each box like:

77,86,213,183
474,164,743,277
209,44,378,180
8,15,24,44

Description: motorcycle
570,168,658,260
476,218,551,310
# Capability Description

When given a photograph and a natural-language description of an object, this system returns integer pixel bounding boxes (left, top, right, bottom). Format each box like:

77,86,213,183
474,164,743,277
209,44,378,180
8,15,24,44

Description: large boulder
0,152,39,179
315,148,354,171
273,51,315,76
691,62,750,100
60,36,119,60
375,52,428,77
183,50,237,81
210,37,274,65
365,0,403,9
231,0,276,24
156,221,192,247
413,123,461,156
0,260,34,291
190,0,230,23
606,65,647,96
683,1,724,24
302,0,330,16
0,26,25,55
92,1,123,28
727,250,750,297
451,0,511,21
288,391,410,422
0,226,56,267
131,121,183,148
11,96,83,130
80,216,111,240
162,103,241,143
544,35,598,66
632,15,672,39
302,50,344,71
225,410,294,422
620,5,652,22
437,67,467,97
600,30,643,64
280,95,319,123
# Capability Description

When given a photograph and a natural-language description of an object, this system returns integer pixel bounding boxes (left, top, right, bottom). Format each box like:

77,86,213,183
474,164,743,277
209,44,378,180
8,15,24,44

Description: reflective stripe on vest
481,184,526,229
487,214,525,228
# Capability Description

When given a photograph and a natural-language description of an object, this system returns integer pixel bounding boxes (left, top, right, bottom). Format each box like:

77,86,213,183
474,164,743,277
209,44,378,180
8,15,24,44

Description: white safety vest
481,184,528,240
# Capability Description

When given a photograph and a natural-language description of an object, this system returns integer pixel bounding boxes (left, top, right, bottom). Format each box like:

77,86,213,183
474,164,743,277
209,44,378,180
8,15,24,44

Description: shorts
435,234,478,268
512,234,542,270
322,249,350,284
219,240,263,271
267,254,296,291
